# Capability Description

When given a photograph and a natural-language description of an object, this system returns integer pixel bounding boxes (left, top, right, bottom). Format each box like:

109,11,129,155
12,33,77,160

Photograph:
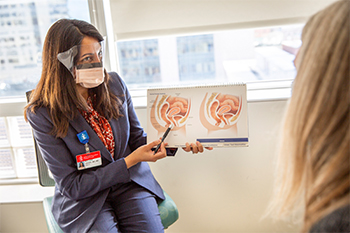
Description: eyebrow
80,53,94,59
81,53,94,57
81,48,102,56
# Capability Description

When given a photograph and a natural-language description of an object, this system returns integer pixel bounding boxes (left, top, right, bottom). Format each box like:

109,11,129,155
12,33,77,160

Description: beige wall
0,99,300,233
0,202,48,233
146,99,299,232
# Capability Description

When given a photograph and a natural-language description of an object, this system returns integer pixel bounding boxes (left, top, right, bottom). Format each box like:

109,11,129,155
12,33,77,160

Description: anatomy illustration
200,92,242,133
150,95,191,135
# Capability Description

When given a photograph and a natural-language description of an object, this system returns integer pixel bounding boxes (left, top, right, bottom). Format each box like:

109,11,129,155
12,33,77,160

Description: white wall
140,99,300,232
0,99,300,233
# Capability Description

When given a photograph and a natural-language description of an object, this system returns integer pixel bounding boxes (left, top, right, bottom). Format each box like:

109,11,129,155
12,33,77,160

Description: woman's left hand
182,141,213,154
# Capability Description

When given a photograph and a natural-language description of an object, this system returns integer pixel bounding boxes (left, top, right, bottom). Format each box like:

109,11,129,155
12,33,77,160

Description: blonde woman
267,0,349,232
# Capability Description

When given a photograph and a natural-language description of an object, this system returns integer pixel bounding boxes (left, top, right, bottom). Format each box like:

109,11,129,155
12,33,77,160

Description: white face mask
75,66,105,88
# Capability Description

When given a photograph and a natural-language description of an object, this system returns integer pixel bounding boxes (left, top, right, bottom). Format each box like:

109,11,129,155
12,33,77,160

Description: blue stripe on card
196,138,248,143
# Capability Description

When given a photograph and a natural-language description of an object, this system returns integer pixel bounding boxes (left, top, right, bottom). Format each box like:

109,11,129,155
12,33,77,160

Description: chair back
26,90,55,187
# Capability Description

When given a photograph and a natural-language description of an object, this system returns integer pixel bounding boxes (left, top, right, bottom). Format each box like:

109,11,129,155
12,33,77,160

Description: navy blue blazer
27,72,169,233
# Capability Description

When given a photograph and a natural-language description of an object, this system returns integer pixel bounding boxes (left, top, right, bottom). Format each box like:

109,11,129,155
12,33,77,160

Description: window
177,34,215,81
0,116,36,179
117,39,161,84
116,24,303,90
0,0,90,98
0,0,90,180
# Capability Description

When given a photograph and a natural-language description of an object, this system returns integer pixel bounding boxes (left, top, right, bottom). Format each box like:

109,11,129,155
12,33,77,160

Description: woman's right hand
124,140,167,169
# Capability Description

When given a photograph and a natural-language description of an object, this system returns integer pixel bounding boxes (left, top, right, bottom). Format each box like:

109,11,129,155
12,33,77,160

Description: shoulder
26,105,49,121
310,205,350,233
26,106,53,132
107,72,128,95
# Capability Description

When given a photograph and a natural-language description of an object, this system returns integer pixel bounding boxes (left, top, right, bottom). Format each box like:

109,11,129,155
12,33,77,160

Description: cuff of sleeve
121,158,131,181
109,158,131,184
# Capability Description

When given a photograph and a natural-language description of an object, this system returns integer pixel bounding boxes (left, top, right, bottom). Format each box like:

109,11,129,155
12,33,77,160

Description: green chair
26,91,179,232
42,191,178,233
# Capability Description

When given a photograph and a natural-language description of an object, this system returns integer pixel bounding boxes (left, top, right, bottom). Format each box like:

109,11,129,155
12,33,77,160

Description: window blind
109,0,338,41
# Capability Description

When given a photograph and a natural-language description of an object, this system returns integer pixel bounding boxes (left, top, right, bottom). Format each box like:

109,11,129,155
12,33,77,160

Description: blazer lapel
109,117,127,160
70,114,113,162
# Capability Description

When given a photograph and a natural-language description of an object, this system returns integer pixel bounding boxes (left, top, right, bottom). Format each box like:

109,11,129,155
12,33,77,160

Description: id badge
76,151,102,170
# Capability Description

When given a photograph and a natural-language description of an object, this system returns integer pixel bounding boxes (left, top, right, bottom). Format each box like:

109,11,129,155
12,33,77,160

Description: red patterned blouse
79,97,115,156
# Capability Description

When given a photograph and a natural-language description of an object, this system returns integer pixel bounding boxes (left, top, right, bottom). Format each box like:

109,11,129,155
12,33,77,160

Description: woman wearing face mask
24,19,212,233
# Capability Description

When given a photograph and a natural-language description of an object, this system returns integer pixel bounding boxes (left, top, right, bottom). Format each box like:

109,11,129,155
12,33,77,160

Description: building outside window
116,24,302,90
117,39,161,85
0,116,36,179
0,0,89,98
177,34,215,81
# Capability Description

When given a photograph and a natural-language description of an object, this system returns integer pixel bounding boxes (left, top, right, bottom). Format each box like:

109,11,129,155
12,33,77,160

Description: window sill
0,80,292,111
0,96,27,117
0,181,54,204
131,79,292,108
0,177,38,185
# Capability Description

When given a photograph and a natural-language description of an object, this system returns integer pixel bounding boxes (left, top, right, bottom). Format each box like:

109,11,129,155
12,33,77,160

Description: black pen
153,124,173,154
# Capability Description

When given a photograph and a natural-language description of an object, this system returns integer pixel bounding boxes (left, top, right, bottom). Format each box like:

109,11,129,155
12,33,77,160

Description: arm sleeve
27,107,131,201
112,73,147,151
110,72,179,156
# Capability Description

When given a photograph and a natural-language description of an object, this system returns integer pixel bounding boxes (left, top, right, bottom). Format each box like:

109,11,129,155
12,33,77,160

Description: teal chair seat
158,191,179,229
43,190,178,233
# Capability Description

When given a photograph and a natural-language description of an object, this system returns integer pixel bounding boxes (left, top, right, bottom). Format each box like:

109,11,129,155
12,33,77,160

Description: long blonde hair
267,1,349,232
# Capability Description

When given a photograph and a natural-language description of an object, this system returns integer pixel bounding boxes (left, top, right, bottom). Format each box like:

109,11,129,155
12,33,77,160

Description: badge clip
77,130,90,153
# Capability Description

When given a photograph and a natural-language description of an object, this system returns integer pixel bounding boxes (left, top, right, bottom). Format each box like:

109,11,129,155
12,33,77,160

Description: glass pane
117,39,161,84
116,24,303,90
0,116,37,178
14,147,37,178
0,117,10,147
0,0,90,98
0,148,16,179
177,34,215,81
7,116,34,147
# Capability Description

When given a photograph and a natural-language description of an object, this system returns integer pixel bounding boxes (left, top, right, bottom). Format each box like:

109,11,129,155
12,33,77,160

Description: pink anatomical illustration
150,95,191,134
200,92,242,132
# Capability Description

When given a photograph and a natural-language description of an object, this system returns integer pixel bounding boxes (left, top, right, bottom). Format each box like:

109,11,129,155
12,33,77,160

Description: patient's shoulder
310,205,350,233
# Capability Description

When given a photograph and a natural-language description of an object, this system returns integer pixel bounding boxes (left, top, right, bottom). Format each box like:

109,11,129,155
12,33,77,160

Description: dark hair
24,19,122,138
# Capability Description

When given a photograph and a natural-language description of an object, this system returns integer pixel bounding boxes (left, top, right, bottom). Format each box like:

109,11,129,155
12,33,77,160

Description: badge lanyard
77,130,90,153
76,130,102,170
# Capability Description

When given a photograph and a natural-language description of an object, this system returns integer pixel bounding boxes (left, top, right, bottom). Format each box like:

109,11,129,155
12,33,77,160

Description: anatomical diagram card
147,84,249,147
